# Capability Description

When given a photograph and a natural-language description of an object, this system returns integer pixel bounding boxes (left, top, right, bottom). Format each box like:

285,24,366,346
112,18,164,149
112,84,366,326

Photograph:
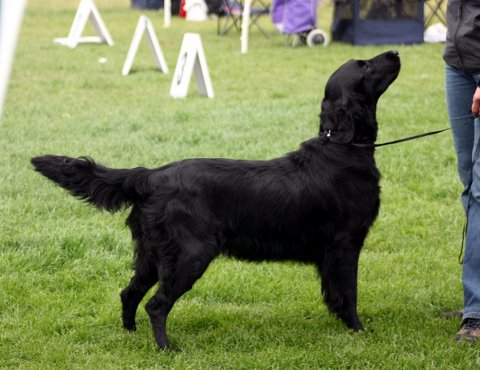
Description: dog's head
319,51,401,144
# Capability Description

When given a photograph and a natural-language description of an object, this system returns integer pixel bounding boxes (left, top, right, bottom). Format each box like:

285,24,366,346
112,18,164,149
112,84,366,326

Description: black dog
31,51,400,349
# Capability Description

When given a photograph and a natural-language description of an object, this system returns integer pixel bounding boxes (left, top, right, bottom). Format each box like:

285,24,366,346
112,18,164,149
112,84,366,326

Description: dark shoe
455,318,480,342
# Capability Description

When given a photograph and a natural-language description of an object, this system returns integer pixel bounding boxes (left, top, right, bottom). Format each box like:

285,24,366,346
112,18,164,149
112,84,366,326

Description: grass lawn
1,0,478,368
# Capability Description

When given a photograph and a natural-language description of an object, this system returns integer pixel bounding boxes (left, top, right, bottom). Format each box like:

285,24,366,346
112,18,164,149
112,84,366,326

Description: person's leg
470,72,480,205
463,71,480,322
463,199,480,318
445,64,476,211
446,64,480,340
456,192,480,341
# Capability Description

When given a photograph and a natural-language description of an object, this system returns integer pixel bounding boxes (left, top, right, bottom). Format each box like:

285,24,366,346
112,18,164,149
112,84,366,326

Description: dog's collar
320,129,356,145
320,129,375,148
320,129,335,141
320,129,341,143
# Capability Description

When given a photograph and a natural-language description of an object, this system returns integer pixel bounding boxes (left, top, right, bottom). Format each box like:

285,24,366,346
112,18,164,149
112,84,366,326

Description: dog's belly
222,236,323,263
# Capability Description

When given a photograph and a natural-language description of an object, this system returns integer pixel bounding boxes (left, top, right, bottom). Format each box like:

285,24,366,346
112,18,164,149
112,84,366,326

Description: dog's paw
123,323,137,331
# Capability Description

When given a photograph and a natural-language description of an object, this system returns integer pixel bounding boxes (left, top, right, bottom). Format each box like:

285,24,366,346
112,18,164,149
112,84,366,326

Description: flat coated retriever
31,50,401,349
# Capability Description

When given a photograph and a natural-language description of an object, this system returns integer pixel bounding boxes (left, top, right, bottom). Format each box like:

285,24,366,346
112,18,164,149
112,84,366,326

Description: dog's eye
363,63,370,71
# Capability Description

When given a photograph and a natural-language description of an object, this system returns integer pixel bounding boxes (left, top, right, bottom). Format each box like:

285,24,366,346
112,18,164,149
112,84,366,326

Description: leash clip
327,130,331,138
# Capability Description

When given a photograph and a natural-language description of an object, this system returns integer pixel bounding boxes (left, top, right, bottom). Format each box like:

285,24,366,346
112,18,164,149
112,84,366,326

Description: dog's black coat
32,51,400,349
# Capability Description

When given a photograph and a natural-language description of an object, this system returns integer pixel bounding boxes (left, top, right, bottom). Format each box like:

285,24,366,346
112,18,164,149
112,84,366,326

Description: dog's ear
320,99,355,143
319,99,332,134
331,100,355,144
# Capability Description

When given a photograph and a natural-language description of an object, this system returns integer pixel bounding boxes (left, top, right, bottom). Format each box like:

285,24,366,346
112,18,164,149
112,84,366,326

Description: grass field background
1,0,477,368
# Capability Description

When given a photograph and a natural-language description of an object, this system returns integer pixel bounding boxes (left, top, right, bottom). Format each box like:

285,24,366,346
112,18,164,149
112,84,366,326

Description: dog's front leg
316,245,363,331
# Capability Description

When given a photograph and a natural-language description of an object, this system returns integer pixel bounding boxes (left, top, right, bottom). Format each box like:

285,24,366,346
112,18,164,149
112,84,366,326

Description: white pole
164,0,171,28
240,0,252,54
0,0,27,118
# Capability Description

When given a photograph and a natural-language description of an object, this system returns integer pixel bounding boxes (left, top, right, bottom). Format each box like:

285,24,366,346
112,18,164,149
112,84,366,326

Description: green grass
0,0,475,368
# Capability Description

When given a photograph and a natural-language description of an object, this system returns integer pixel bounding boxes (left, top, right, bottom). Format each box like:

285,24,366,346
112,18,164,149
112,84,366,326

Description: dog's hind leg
121,208,159,331
145,240,217,349
317,245,363,331
120,254,158,331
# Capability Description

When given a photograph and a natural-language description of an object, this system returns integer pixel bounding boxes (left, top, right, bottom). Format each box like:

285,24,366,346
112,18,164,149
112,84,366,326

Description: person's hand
472,86,480,118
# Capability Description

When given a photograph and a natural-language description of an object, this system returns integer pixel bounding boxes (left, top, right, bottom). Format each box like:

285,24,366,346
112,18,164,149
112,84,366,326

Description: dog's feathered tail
31,155,154,212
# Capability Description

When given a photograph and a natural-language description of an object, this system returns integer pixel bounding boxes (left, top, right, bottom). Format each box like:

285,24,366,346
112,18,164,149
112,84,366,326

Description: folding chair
217,0,270,37
424,0,446,28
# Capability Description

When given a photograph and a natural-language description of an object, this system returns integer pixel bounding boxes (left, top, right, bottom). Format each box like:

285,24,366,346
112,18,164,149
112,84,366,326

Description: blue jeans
445,64,480,321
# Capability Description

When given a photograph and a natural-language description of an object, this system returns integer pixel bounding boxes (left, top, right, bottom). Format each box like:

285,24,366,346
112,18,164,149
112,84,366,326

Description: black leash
351,126,452,148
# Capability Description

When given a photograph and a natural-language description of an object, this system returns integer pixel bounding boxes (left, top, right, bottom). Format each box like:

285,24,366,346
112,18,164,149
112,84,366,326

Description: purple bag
271,0,318,34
